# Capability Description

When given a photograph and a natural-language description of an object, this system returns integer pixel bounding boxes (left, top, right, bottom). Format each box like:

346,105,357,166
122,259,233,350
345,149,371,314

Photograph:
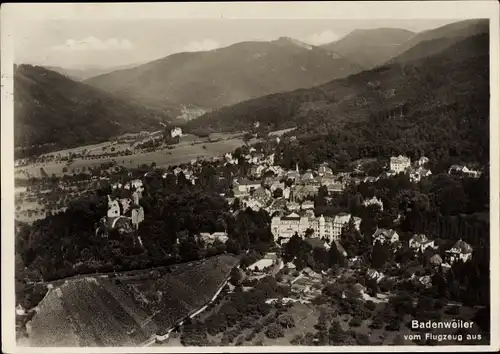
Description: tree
277,314,295,329
265,323,284,339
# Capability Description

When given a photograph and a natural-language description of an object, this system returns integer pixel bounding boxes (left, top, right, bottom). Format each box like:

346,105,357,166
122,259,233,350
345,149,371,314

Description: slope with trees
14,65,170,157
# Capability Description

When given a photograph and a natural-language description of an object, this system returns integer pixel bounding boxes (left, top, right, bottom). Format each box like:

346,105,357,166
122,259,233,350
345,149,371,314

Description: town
14,130,489,347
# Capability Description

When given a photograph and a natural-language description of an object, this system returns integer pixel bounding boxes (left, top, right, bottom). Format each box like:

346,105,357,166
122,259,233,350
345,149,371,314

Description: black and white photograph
1,1,499,352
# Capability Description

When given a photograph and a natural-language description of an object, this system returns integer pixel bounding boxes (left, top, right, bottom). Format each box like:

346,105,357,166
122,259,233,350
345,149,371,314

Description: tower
319,214,326,240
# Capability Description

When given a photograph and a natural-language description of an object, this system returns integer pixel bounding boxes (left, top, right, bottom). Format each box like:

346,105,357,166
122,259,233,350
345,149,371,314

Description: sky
14,18,460,69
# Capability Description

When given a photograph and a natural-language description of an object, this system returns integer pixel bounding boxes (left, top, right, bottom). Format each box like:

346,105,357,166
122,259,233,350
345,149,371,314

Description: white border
1,2,499,353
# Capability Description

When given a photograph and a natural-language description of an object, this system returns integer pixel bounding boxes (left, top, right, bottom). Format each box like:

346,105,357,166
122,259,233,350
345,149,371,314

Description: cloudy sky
14,18,459,69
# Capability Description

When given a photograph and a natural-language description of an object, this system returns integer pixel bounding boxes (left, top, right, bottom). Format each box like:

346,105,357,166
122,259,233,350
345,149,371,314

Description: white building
271,212,310,242
417,156,429,166
171,127,183,138
301,201,315,210
236,179,262,193
199,232,228,244
271,212,361,243
448,165,482,178
445,239,473,264
363,196,384,211
390,155,411,174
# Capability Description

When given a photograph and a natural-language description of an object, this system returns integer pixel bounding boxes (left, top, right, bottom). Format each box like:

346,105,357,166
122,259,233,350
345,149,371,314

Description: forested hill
14,65,170,157
84,38,363,118
184,33,489,166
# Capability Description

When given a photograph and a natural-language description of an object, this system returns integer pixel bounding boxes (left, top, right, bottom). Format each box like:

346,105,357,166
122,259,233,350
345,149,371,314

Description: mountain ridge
84,38,364,119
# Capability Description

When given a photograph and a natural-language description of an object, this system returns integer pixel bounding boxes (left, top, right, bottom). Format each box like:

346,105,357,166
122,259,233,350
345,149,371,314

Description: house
300,170,315,182
269,181,285,192
249,165,266,178
241,198,264,211
326,183,344,194
410,167,432,182
409,234,429,249
199,232,228,244
170,127,183,138
287,201,301,211
252,187,272,204
363,196,384,211
236,178,262,193
282,187,291,200
448,165,481,178
417,156,429,166
445,239,473,264
301,200,315,210
390,155,411,174
16,304,26,316
267,198,288,215
318,164,333,177
372,228,399,245
292,185,319,201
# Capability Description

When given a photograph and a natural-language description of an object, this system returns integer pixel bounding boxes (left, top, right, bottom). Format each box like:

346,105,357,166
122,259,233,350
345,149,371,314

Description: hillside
84,38,363,118
321,28,415,69
14,65,169,156
27,255,238,347
184,33,489,166
386,18,489,64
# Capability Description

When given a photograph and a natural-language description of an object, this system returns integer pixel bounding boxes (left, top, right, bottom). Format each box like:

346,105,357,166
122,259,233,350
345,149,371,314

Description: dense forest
185,33,489,170
14,65,170,157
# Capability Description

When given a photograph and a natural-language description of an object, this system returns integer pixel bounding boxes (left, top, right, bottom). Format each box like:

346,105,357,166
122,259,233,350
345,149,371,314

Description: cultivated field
15,133,247,179
25,255,239,347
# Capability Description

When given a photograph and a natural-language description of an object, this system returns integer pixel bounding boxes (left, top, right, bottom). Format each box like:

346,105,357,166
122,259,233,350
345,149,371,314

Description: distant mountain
14,65,169,156
84,37,363,119
45,63,144,81
386,18,489,64
184,32,489,154
321,28,415,69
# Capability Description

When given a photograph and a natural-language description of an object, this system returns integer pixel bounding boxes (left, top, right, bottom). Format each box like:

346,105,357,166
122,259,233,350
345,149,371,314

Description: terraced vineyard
117,255,239,332
26,255,239,347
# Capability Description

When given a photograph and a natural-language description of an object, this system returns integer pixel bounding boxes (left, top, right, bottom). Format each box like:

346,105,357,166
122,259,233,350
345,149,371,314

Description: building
410,167,432,182
372,228,400,245
269,181,285,192
252,187,272,204
171,127,183,138
445,239,473,264
301,200,315,210
199,232,228,245
448,165,482,178
241,198,264,211
409,234,429,249
390,155,411,174
249,165,266,178
363,196,384,211
318,164,333,177
417,156,429,166
236,178,262,193
271,212,310,242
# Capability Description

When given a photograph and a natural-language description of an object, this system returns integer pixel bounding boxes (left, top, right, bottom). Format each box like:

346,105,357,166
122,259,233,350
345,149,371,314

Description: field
25,255,239,347
15,133,247,179
118,255,239,332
